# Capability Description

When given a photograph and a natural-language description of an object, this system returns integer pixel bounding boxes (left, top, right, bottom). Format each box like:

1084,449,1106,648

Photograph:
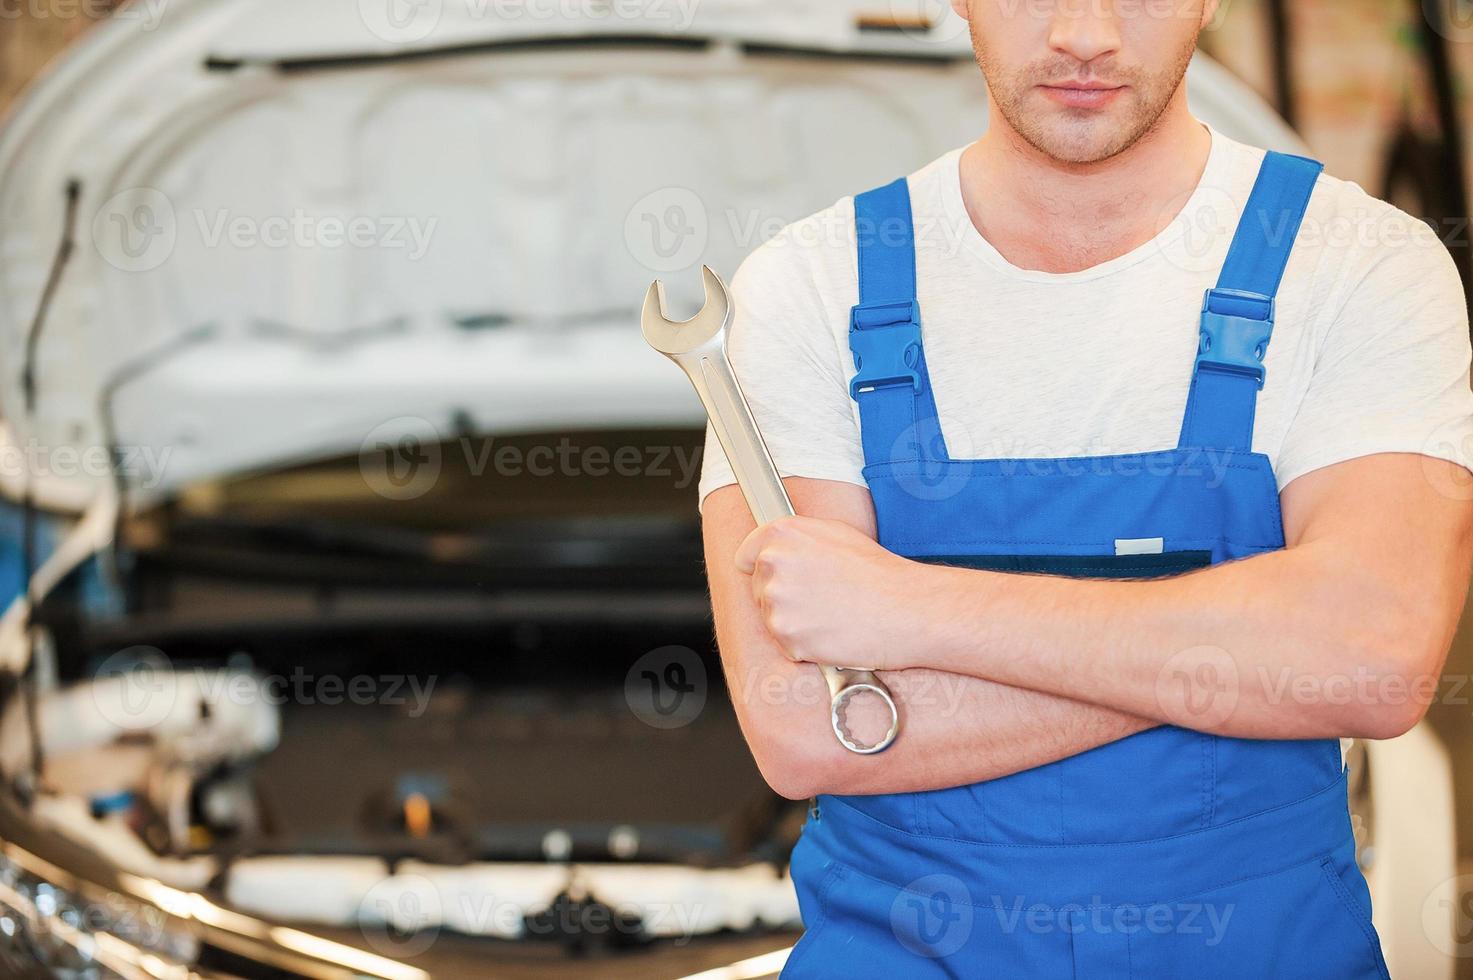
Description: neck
958,90,1211,273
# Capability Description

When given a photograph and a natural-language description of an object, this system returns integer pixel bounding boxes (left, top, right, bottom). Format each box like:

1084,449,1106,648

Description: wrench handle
696,353,794,526
686,349,899,755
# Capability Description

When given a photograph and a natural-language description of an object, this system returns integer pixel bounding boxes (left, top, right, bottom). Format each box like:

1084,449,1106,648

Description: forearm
908,535,1456,740
718,636,1155,799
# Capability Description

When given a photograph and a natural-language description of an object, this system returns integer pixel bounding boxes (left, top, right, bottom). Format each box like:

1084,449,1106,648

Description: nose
1047,0,1123,66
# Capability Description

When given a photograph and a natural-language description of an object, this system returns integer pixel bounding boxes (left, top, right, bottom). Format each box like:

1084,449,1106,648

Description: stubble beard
970,25,1199,165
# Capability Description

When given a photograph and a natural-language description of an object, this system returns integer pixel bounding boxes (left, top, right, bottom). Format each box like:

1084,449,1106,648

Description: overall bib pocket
925,551,1212,578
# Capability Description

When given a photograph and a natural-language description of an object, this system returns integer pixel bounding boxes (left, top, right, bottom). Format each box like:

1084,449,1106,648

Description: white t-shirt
697,128,1473,508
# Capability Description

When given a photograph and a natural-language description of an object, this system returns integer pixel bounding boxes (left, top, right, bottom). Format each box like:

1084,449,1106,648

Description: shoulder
1294,155,1458,292
1207,131,1466,324
1213,131,1445,266
730,194,854,310
731,147,965,302
1280,154,1467,357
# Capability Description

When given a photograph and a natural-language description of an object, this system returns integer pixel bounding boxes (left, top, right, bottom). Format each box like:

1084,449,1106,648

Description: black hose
16,178,82,792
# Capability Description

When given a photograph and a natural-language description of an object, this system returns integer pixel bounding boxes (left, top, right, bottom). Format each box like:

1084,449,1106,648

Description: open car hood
0,0,1305,512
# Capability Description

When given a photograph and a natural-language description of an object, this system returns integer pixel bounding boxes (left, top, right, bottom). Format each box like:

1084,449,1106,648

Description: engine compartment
6,426,804,971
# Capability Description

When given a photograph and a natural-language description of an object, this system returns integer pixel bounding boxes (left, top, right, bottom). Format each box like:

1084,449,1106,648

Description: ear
1200,0,1221,28
949,0,969,22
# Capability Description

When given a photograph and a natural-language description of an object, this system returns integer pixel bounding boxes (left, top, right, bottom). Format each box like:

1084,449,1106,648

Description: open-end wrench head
640,265,732,355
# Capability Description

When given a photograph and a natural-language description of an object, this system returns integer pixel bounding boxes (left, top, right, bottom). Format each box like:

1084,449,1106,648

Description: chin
1031,126,1119,164
1027,121,1133,166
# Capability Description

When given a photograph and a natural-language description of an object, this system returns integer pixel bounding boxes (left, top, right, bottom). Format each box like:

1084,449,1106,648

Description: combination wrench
641,265,900,755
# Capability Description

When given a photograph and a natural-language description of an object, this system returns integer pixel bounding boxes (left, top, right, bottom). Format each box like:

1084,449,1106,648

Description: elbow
1332,613,1447,741
748,725,832,800
726,657,851,799
1348,692,1428,741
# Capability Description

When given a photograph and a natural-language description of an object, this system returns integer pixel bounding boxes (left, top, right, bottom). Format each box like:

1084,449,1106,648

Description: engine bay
3,427,804,971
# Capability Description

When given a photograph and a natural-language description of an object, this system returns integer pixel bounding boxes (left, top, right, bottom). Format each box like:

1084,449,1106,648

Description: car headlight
0,851,200,979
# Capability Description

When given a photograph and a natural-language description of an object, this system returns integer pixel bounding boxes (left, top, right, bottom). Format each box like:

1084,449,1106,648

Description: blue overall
782,153,1392,979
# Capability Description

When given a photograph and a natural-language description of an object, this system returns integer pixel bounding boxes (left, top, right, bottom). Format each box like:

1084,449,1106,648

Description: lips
1039,80,1126,109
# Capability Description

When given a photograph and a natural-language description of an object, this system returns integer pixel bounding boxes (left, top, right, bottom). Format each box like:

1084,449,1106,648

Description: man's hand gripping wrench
641,266,900,755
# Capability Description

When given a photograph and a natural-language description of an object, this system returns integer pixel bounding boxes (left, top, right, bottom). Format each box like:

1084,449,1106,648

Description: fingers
734,523,773,575
735,516,811,574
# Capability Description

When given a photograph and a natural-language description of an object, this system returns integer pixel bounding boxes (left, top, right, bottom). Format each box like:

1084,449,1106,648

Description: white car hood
0,0,1304,511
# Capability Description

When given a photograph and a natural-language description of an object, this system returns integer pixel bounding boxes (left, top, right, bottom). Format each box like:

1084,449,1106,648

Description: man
698,1,1473,977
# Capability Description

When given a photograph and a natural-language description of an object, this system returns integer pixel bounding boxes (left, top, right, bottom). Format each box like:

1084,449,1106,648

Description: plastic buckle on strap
1195,288,1275,389
849,300,922,397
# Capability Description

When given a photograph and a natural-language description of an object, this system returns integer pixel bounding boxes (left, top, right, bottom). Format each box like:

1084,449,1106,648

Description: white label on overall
1114,537,1165,556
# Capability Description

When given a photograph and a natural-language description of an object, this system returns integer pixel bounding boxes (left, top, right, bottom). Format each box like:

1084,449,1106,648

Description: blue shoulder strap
848,178,947,465
1177,151,1323,451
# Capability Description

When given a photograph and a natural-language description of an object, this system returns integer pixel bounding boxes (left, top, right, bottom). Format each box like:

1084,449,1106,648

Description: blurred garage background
0,1,1472,978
